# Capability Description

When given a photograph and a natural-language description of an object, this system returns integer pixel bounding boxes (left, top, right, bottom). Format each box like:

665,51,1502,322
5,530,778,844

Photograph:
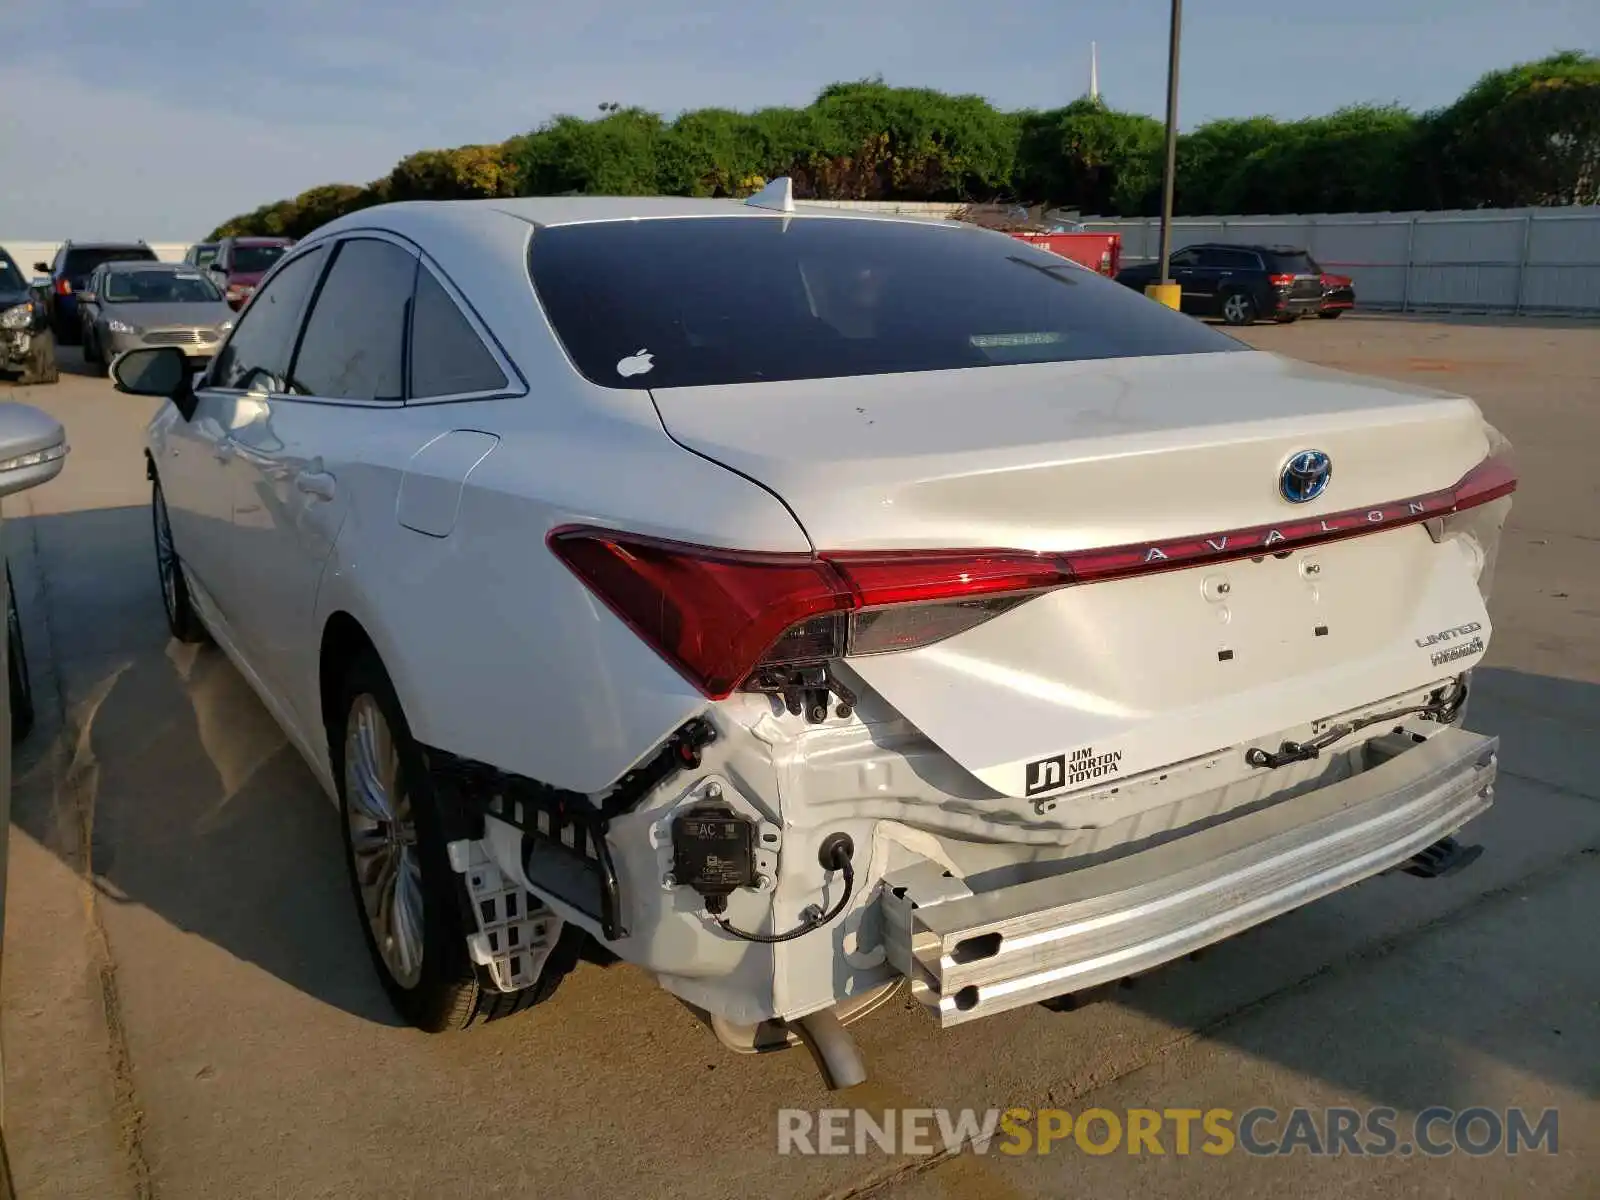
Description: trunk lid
650,351,1499,798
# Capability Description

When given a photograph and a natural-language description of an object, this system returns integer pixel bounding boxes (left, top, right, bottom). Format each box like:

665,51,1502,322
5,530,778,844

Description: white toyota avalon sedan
113,181,1514,1087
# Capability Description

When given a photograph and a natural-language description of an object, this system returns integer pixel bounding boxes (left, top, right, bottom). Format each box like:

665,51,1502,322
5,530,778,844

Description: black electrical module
671,802,758,912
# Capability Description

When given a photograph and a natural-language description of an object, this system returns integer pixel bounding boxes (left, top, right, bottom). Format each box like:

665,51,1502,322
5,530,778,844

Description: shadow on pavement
8,503,402,1027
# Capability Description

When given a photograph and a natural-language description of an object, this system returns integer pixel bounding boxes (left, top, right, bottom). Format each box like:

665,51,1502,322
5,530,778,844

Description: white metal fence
1074,207,1600,315
3,241,191,272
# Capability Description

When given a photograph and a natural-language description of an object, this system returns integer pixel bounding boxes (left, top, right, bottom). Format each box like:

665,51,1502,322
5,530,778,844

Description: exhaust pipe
794,1007,868,1090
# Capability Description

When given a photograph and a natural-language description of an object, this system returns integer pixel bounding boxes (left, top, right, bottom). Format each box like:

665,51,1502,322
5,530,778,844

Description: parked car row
1114,243,1357,325
0,235,295,386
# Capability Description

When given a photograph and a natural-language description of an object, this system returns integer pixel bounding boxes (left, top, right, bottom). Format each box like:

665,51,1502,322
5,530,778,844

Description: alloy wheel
344,695,426,989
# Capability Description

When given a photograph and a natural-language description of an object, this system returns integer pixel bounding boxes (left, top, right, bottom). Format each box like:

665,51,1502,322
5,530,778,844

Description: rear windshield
1265,251,1318,274
104,269,222,304
64,246,156,279
529,217,1243,390
231,244,289,274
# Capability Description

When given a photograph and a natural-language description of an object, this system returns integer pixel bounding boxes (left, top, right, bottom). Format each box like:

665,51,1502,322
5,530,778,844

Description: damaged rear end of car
456,209,1515,1086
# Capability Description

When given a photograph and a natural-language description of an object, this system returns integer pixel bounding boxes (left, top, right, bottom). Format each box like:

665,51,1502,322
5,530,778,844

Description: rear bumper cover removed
882,728,1496,1027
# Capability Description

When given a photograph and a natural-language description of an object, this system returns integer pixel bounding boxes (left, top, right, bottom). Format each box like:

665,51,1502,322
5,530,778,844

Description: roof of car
326,194,952,234
225,236,295,245
1191,242,1308,255
101,260,188,272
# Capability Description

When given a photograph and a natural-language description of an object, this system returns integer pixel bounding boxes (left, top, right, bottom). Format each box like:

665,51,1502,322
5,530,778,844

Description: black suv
35,240,158,344
0,245,57,385
1115,244,1326,326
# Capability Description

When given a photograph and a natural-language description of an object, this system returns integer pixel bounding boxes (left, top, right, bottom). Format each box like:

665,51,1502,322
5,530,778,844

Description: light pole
1146,0,1184,309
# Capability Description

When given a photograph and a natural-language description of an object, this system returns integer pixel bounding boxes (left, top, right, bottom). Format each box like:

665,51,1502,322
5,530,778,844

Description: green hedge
209,52,1599,239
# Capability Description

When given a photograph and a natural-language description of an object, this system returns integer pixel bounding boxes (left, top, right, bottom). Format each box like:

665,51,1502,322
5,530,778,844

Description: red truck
1006,231,1122,278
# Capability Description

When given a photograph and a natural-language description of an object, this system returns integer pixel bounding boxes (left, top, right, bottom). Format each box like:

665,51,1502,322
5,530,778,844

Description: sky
1,0,1594,241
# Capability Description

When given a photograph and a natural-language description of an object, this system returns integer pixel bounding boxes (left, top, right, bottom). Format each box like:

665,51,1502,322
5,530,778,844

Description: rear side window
530,217,1242,390
63,246,156,279
211,245,327,392
289,238,415,402
409,268,508,398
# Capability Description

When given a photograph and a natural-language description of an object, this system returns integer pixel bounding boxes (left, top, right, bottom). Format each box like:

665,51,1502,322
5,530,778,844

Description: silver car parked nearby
79,261,235,377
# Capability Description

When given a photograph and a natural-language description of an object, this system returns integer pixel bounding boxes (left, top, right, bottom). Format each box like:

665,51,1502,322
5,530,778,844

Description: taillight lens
1269,273,1295,287
547,530,1072,698
55,279,71,296
548,451,1518,700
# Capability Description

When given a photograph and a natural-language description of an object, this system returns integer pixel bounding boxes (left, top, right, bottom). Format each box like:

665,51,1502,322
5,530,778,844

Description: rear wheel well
320,611,377,749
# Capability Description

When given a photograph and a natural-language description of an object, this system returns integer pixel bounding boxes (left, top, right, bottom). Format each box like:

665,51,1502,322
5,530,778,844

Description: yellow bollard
1145,282,1182,310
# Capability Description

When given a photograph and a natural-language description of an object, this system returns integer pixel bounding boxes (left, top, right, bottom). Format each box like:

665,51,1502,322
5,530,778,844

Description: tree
1016,100,1164,214
206,53,1600,235
1423,51,1600,208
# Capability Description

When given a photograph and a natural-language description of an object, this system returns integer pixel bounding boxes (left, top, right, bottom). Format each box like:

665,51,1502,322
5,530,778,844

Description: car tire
8,564,34,745
1318,310,1343,319
52,317,78,347
332,647,581,1032
83,327,109,375
17,333,59,386
1220,291,1257,326
151,478,209,644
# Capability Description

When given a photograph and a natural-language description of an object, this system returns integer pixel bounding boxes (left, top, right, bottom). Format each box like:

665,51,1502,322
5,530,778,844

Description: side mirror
78,291,96,305
32,263,48,275
207,261,226,274
0,402,68,498
110,347,197,420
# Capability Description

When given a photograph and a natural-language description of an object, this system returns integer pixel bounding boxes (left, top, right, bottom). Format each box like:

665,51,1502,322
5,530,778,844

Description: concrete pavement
2,316,1597,1199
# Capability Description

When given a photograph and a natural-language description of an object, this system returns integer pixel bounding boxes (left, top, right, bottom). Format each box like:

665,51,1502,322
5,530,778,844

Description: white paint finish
395,430,500,537
650,349,1492,552
849,529,1491,796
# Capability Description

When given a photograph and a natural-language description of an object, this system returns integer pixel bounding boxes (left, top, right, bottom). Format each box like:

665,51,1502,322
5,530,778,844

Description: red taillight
1269,274,1295,287
547,530,1073,698
54,279,71,296
548,453,1518,700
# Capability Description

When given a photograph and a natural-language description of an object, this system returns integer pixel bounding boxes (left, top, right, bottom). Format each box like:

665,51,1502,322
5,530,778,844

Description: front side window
288,238,414,402
210,245,327,392
530,217,1243,390
409,267,508,398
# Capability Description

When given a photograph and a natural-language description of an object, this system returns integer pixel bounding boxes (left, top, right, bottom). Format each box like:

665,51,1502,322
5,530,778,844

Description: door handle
296,470,336,501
